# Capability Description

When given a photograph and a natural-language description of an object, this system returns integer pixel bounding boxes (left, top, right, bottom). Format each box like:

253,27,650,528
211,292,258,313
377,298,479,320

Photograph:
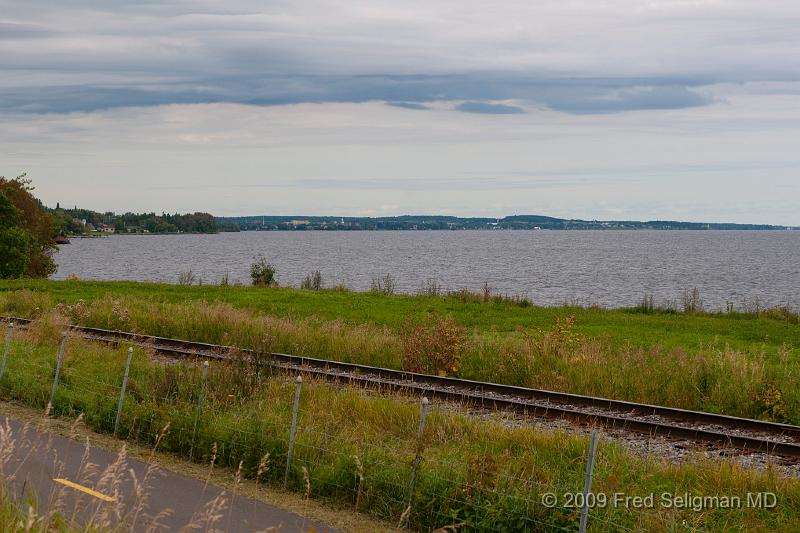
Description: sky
1,1,799,224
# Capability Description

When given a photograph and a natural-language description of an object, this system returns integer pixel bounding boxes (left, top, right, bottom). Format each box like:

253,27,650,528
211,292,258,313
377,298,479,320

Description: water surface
53,230,800,309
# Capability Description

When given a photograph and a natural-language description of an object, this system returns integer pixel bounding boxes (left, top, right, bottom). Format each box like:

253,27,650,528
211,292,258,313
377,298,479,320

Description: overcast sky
2,1,799,224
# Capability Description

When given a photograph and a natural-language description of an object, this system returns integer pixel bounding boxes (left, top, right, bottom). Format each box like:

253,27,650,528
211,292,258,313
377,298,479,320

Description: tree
0,191,21,229
0,192,29,278
0,227,29,278
0,174,57,278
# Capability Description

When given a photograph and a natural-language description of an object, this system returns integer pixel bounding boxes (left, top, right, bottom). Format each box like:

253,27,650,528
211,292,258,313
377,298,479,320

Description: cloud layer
2,1,799,113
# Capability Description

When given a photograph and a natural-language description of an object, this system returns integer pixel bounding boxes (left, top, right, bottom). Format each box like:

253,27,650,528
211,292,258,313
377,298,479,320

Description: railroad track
5,316,800,458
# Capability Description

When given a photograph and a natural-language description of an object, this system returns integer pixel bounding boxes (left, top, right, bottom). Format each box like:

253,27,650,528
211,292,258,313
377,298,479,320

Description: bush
756,383,788,422
370,273,396,295
400,313,466,375
301,270,323,290
177,270,197,285
250,256,277,287
681,287,703,313
418,278,442,297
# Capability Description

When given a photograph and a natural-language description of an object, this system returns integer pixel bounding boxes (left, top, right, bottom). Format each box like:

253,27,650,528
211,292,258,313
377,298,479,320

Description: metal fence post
114,347,134,436
190,360,209,459
579,431,599,533
48,333,68,409
0,323,13,382
284,375,303,488
405,397,430,517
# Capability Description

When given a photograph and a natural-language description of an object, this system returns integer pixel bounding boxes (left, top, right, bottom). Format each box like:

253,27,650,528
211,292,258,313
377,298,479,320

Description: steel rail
5,316,800,457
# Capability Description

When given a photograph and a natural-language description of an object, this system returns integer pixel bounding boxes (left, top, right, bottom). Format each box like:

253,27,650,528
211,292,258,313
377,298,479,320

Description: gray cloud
386,101,429,110
0,73,715,114
455,102,526,114
0,22,56,38
544,86,714,114
1,1,798,114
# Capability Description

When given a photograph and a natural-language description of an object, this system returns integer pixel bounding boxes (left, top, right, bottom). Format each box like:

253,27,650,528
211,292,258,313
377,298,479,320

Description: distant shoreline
59,227,799,240
217,214,797,232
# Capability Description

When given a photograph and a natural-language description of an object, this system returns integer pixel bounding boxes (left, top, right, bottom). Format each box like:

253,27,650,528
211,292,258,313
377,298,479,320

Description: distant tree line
217,214,792,232
52,207,224,234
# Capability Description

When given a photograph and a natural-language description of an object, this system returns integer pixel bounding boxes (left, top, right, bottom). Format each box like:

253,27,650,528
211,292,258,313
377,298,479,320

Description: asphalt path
0,414,336,532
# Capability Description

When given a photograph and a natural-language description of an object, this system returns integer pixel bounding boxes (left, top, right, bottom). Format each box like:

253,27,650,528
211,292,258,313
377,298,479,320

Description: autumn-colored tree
0,173,57,278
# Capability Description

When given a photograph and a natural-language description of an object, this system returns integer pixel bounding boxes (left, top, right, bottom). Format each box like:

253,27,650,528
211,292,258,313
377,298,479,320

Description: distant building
289,220,309,227
99,224,116,233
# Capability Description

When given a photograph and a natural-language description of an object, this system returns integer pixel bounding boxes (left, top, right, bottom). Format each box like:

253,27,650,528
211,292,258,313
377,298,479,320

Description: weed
177,270,197,286
756,383,788,422
418,278,442,297
370,273,396,295
301,271,323,290
400,314,466,376
481,281,492,303
637,294,656,313
681,287,704,313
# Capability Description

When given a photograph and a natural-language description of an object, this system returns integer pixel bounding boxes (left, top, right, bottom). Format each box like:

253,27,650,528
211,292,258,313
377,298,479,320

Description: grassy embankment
0,321,798,532
0,279,798,425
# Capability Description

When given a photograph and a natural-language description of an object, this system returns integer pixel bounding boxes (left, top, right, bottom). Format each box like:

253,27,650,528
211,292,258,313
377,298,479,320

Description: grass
0,490,79,532
0,280,798,425
0,324,798,532
1,280,798,349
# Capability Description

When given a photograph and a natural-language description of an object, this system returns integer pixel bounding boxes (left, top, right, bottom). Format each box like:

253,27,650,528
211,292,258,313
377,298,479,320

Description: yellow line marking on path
52,478,115,502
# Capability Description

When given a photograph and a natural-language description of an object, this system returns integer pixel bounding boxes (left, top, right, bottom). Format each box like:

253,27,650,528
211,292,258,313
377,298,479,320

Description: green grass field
1,279,798,424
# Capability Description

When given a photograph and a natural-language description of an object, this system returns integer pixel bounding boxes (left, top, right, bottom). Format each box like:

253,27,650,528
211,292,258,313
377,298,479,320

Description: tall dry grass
0,417,175,532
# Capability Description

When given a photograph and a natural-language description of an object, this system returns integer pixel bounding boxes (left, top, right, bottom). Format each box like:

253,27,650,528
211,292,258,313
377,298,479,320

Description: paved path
0,414,336,532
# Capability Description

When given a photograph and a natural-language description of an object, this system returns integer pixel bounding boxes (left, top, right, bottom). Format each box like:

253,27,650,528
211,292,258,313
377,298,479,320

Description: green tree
0,227,29,278
0,191,30,278
0,174,57,278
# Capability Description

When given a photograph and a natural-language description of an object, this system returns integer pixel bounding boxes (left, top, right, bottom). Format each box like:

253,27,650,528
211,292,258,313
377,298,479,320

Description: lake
53,230,800,310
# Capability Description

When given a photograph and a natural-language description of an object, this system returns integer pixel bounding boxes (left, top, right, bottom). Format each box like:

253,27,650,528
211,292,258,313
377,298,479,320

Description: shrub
370,273,396,295
418,278,442,297
481,281,492,302
177,270,196,285
681,287,703,313
637,294,656,313
250,256,277,287
400,314,466,375
756,383,788,422
301,270,323,290
526,315,583,357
